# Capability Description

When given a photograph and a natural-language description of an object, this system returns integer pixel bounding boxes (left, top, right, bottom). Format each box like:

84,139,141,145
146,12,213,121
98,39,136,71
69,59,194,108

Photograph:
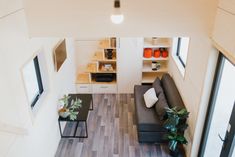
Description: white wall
0,1,76,156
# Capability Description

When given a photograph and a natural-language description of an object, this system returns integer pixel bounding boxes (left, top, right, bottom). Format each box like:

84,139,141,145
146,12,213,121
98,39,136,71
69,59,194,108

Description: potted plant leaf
58,95,82,120
164,107,189,157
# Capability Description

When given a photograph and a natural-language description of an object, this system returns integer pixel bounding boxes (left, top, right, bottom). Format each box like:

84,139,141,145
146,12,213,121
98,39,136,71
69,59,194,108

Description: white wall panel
117,38,142,93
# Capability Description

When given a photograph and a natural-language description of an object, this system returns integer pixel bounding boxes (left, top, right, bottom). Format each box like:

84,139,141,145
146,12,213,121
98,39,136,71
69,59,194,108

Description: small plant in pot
58,95,82,120
164,107,189,157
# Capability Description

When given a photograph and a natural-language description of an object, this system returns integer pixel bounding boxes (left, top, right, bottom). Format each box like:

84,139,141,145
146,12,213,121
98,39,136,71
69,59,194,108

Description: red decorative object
162,49,168,58
153,49,161,58
143,48,152,58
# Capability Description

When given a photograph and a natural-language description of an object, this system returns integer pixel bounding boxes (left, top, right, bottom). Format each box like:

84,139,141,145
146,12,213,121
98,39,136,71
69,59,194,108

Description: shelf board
97,70,117,73
103,47,116,49
142,67,168,73
86,63,97,73
142,75,156,83
99,39,116,49
76,73,90,84
99,39,110,49
97,58,117,62
91,80,117,84
144,38,171,48
143,44,171,48
142,62,168,72
142,73,164,83
92,51,117,62
142,57,169,61
92,51,104,61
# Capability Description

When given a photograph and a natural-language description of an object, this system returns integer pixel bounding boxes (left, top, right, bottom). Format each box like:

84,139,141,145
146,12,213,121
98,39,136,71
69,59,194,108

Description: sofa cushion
155,92,169,120
161,73,184,109
152,77,164,96
143,88,158,108
134,85,166,132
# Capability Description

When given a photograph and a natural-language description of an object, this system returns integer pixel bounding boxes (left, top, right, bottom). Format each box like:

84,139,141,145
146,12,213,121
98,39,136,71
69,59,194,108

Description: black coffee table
58,94,93,138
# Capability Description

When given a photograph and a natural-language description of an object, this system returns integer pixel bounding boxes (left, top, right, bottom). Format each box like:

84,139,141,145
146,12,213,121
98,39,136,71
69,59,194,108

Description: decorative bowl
59,111,70,118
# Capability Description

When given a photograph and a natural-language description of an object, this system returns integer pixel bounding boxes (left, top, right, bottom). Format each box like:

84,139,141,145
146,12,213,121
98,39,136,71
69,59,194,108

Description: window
176,37,189,67
22,56,44,108
172,37,190,76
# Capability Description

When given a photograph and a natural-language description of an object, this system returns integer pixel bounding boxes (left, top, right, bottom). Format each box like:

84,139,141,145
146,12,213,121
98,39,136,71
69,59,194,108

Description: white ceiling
22,0,218,38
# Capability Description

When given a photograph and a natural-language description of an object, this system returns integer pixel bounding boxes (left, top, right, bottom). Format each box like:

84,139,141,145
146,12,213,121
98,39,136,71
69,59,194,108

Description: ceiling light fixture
110,0,124,24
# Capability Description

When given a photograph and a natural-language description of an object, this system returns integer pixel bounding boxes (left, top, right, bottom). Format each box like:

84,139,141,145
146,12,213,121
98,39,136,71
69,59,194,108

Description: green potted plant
164,107,189,157
58,95,82,120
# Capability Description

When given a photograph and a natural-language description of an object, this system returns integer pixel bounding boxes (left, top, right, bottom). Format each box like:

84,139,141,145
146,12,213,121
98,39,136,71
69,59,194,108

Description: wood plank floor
55,94,172,157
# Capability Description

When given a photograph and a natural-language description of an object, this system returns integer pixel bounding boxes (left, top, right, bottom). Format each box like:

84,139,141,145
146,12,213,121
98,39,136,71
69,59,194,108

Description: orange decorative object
143,48,152,58
154,49,161,58
162,49,168,58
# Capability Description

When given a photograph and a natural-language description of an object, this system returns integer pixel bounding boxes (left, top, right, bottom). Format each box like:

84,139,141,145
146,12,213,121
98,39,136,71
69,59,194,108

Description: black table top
58,94,92,121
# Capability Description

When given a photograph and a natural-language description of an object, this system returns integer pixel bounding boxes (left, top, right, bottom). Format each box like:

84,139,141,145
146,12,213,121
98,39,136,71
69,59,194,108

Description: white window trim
21,47,50,122
172,37,189,77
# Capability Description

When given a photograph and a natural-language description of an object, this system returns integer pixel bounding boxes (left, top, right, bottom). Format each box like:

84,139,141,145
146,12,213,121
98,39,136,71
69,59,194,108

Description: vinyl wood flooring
55,94,172,157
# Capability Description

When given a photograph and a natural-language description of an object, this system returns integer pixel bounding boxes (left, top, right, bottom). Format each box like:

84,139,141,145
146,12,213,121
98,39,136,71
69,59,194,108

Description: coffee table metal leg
85,121,88,138
58,121,63,137
89,95,94,110
74,121,79,137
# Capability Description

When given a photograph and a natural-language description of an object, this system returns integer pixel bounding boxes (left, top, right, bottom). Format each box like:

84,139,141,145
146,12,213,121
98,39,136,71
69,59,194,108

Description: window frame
176,38,186,68
25,56,44,108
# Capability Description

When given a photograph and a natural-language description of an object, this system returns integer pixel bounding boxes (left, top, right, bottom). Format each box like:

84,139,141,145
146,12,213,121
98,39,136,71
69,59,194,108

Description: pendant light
110,0,124,24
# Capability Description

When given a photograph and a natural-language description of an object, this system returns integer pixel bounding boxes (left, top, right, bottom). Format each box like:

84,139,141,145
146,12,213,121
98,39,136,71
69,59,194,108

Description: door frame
198,53,235,157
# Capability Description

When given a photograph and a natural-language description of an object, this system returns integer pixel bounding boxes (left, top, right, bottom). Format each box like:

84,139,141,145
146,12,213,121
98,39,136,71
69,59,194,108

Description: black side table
58,94,93,138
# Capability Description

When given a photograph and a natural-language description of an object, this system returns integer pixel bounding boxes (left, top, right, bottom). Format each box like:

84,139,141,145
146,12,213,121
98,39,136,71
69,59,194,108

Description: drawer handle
100,86,108,89
80,86,88,88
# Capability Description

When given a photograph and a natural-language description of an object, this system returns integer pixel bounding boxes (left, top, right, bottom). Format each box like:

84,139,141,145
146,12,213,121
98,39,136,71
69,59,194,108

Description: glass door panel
203,57,235,157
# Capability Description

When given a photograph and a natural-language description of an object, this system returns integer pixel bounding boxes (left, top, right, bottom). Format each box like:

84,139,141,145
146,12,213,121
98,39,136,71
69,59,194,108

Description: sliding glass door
199,54,235,157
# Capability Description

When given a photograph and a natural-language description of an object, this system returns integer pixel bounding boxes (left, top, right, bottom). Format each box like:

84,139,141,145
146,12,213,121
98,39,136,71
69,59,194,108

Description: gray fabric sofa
134,73,185,143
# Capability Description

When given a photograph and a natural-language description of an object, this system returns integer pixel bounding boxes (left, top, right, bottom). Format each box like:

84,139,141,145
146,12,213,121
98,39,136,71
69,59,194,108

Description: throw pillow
152,77,164,96
155,92,169,120
143,88,158,108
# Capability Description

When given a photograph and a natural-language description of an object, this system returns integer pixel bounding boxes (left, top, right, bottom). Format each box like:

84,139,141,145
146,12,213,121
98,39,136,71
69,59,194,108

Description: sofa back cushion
155,92,169,120
152,77,164,96
161,73,185,109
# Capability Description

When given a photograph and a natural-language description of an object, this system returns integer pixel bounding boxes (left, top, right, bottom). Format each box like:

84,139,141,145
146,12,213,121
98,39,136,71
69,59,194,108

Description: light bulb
111,14,124,24
111,0,124,24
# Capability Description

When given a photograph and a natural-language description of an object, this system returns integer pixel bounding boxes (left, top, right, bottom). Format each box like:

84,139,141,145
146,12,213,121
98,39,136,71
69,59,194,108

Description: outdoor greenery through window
22,56,44,108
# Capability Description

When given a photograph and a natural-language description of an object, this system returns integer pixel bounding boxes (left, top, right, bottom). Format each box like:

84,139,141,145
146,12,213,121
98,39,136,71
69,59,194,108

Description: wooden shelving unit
99,37,117,49
76,38,118,94
76,73,90,84
86,62,97,73
141,37,171,84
